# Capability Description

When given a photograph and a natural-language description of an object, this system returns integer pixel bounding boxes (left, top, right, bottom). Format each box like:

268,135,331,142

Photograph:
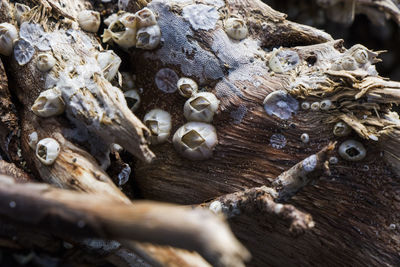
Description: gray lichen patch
146,0,224,83
182,4,220,31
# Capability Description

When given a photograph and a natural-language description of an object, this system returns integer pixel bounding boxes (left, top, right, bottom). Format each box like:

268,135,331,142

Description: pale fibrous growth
268,48,300,73
263,90,299,120
14,3,30,25
184,92,220,122
31,88,65,118
14,38,35,65
338,140,366,161
35,138,60,166
177,77,198,98
28,132,38,150
173,122,218,160
136,24,161,50
143,109,172,145
333,121,352,137
301,133,310,143
320,99,332,110
78,10,101,33
310,102,320,111
123,90,141,112
36,53,56,72
224,17,248,41
0,23,18,56
96,50,122,81
135,8,157,28
301,102,310,110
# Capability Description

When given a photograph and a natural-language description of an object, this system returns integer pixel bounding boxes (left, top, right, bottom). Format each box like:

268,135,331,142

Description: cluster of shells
144,76,220,161
264,44,376,163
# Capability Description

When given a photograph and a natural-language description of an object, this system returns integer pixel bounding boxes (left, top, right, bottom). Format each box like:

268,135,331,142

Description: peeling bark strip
0,175,250,267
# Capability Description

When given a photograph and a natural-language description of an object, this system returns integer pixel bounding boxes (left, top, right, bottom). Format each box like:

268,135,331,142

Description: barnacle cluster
102,7,161,50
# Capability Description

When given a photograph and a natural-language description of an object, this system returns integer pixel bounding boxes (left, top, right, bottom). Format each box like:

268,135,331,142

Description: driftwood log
1,0,400,266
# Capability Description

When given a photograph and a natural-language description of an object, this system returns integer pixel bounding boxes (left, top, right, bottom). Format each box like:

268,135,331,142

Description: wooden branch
0,175,250,267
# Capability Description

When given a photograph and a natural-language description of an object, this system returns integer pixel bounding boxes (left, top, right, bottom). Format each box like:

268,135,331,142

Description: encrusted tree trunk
1,0,400,266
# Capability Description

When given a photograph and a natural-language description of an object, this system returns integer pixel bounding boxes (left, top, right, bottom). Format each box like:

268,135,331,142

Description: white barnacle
15,3,30,25
333,121,352,137
31,88,65,117
310,102,320,111
155,68,179,93
124,90,141,112
263,90,299,120
320,99,332,110
103,20,136,49
224,17,248,41
302,154,317,172
353,48,368,64
209,200,223,214
184,92,219,122
177,77,198,98
96,50,122,81
0,23,18,56
301,133,309,143
36,53,56,72
143,109,172,145
338,140,366,161
78,10,101,33
268,48,300,73
332,56,357,71
104,12,121,26
121,72,134,90
28,132,38,149
301,102,310,110
14,38,35,65
136,24,161,50
329,156,338,164
35,138,60,165
173,122,218,160
120,13,137,28
135,8,157,28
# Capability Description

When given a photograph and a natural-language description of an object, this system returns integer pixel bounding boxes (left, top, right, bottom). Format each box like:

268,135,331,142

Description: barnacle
28,132,38,149
135,8,157,28
102,20,136,49
353,48,368,64
270,134,286,149
136,24,161,50
263,90,299,120
78,10,101,33
333,121,352,137
155,68,179,93
338,140,366,161
0,23,18,56
301,133,309,143
14,39,35,66
269,48,299,73
31,88,65,117
121,72,135,90
320,99,332,110
96,50,122,81
310,102,320,111
177,77,198,98
14,3,30,25
224,17,248,41
36,138,60,165
120,13,137,28
124,90,141,112
36,53,56,72
184,92,219,122
173,122,218,160
301,102,310,110
331,56,357,71
143,109,172,145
